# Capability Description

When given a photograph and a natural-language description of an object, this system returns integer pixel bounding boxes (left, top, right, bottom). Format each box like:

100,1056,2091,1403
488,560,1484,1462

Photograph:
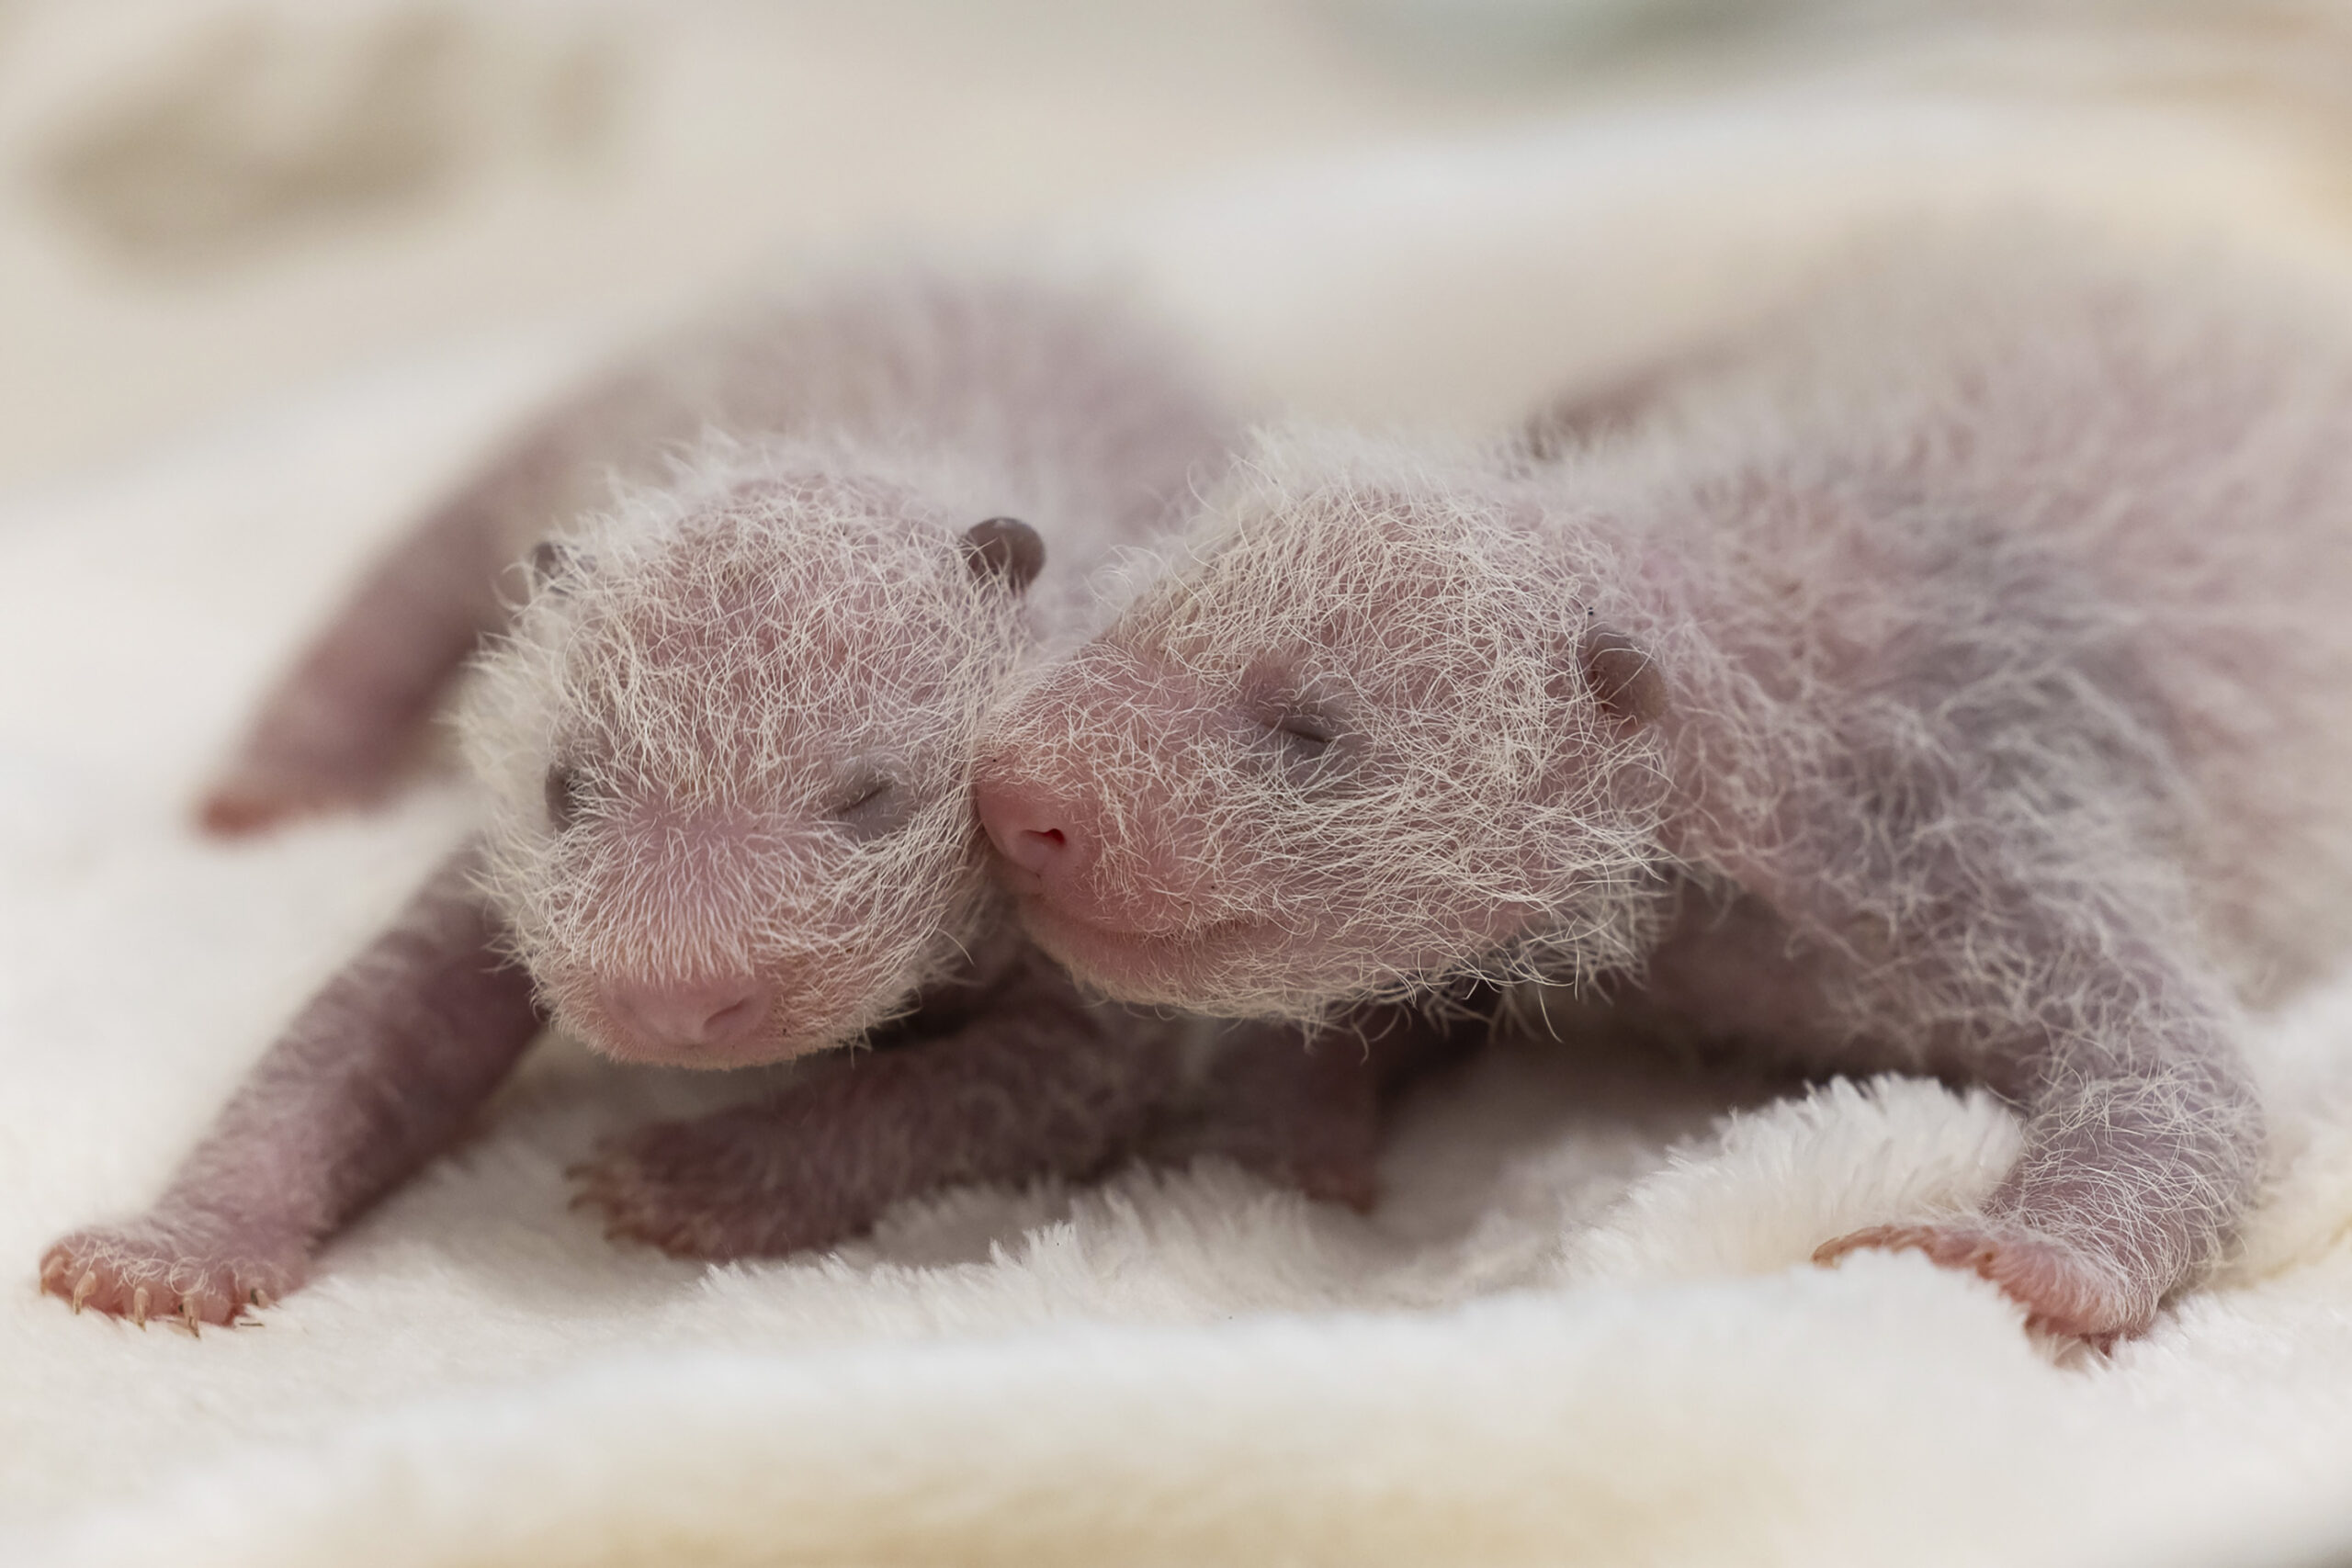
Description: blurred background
10,0,2352,499
16,10,2352,1552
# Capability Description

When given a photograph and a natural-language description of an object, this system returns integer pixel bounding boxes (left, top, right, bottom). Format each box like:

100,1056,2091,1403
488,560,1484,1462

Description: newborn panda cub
40,276,1404,1330
975,238,2352,1343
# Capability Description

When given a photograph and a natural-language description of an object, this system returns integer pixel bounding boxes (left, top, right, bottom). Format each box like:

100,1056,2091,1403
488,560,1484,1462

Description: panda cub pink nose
975,778,1091,886
598,976,773,1054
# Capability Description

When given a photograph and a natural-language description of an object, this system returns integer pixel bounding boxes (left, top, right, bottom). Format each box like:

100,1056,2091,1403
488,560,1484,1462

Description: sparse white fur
460,272,1235,1057
1001,234,2352,1017
982,230,2352,1332
464,443,1023,1040
998,429,1680,1015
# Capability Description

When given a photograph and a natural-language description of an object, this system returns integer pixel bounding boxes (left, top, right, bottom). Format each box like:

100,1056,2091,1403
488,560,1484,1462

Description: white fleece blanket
14,92,2352,1568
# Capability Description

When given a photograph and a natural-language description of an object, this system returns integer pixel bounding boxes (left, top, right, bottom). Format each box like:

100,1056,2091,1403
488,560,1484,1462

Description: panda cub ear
962,516,1046,593
1579,624,1666,728
526,539,595,594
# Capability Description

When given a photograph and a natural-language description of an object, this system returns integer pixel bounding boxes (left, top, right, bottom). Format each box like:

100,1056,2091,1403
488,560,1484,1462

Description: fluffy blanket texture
13,92,2352,1567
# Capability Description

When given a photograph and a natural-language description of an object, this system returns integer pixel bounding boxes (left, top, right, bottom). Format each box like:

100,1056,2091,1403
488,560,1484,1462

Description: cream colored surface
0,0,1570,493
16,9,2352,1565
10,0,2352,492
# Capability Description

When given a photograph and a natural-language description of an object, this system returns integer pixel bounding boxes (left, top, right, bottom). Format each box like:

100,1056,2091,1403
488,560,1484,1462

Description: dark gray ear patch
1581,626,1666,728
527,539,594,592
962,517,1046,592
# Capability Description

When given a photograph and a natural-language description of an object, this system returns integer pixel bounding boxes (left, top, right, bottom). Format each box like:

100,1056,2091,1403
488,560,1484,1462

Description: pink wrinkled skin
51,274,1441,1329
977,233,2352,1340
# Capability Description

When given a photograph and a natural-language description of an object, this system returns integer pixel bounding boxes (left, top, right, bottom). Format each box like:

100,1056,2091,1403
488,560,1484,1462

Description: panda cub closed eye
1242,675,1358,785
1271,710,1337,752
828,768,914,837
541,757,915,839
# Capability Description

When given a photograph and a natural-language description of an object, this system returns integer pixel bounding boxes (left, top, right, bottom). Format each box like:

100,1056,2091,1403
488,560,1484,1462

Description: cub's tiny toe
195,773,312,839
196,760,387,840
1815,1220,2150,1342
572,1108,878,1262
1815,1223,1988,1270
41,1219,306,1328
196,791,274,838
